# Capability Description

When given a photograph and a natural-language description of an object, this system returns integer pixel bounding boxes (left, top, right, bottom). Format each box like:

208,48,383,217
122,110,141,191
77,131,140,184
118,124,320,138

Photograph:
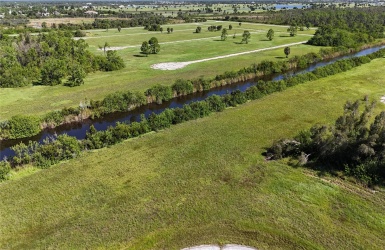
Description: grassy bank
0,21,317,120
0,59,384,248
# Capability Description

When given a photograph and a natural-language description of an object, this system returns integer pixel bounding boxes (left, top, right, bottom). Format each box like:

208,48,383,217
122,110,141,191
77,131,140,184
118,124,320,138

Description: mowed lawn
1,59,384,249
0,21,316,120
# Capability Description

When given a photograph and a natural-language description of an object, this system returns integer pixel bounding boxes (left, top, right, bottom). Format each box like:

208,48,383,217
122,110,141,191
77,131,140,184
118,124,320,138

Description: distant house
85,10,98,16
119,5,125,9
36,12,50,17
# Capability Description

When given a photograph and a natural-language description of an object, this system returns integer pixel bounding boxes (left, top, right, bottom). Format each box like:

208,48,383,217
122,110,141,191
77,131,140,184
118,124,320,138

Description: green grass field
0,21,316,121
94,3,309,17
95,3,264,17
1,59,384,249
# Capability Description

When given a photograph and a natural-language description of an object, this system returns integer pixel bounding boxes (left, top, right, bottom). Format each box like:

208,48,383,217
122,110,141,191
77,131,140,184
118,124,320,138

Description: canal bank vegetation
267,99,385,186
1,49,385,181
0,58,384,249
2,44,384,141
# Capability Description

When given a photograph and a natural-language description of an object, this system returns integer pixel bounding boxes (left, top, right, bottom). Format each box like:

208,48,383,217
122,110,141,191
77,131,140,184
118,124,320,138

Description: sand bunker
381,96,385,104
151,41,307,70
182,244,257,250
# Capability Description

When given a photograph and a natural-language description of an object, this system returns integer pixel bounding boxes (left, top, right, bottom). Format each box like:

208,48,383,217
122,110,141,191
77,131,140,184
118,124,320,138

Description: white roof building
84,10,98,15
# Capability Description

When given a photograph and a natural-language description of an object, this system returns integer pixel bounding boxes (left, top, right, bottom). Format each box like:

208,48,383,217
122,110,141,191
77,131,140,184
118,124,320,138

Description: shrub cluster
10,135,81,168
0,31,125,88
89,91,147,117
308,26,374,47
0,115,40,139
267,99,385,186
54,14,168,31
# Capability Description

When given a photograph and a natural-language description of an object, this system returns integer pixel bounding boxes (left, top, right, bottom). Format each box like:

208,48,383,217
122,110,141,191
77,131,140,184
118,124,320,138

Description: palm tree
98,42,110,55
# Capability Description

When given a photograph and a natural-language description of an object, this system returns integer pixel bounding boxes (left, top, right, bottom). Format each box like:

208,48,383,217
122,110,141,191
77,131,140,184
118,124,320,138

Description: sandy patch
381,96,385,104
151,41,307,70
151,62,191,70
182,244,256,250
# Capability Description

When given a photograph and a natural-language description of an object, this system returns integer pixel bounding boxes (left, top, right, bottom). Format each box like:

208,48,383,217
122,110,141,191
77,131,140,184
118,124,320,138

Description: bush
43,111,64,126
206,95,226,112
145,84,173,104
172,79,194,96
0,161,11,181
102,50,125,71
74,30,86,37
8,115,40,139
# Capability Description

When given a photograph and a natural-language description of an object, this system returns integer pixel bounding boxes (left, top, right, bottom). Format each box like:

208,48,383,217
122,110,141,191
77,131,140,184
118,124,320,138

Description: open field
0,21,317,120
27,17,95,27
94,3,309,17
1,59,385,249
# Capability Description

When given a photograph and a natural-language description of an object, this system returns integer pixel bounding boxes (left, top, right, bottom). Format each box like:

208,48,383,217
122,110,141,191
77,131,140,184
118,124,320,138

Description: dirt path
151,41,307,70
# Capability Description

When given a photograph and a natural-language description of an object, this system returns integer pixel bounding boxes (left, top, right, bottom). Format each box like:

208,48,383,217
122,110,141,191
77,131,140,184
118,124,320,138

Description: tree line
0,13,169,35
229,7,385,48
1,48,385,181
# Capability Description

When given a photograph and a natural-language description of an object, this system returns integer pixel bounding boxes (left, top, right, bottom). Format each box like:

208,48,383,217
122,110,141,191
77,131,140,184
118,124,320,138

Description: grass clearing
1,59,384,249
0,21,316,121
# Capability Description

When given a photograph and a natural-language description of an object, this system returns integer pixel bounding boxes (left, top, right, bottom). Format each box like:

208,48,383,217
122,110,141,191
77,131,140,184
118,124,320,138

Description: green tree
105,50,125,71
160,27,163,33
167,27,171,34
149,37,160,54
287,25,297,37
141,41,151,57
241,30,251,44
40,58,67,86
221,28,228,41
8,115,41,139
118,26,121,32
284,47,291,58
65,64,86,87
195,26,202,33
266,29,274,41
106,19,110,32
229,24,233,30
98,42,110,55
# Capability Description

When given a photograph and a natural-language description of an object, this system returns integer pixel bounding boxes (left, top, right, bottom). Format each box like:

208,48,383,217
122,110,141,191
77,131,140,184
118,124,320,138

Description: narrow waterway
1,45,384,158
